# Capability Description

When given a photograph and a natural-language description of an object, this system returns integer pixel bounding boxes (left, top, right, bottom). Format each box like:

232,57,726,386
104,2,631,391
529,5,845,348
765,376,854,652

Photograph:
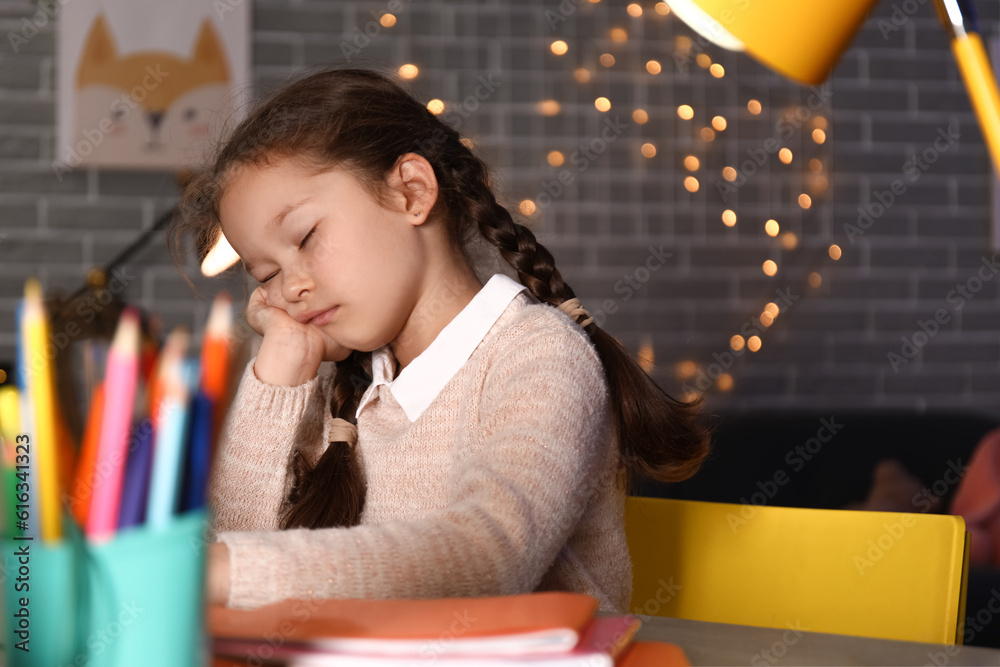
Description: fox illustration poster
56,1,250,173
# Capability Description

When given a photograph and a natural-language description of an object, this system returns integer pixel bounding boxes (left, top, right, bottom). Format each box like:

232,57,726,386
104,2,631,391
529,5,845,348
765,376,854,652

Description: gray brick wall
1,0,999,416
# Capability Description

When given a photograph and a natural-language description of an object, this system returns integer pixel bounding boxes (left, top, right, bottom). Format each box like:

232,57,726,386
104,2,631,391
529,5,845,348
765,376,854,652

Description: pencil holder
1,509,208,667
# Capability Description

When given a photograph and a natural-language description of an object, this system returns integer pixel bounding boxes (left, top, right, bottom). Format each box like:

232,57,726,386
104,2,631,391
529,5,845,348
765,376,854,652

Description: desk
634,614,1000,666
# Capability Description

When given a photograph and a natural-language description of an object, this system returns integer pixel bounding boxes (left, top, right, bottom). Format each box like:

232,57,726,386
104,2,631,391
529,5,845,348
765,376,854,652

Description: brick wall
1,0,998,416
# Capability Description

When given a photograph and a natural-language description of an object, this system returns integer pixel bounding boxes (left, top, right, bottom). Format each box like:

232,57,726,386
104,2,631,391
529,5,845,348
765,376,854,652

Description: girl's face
217,157,430,356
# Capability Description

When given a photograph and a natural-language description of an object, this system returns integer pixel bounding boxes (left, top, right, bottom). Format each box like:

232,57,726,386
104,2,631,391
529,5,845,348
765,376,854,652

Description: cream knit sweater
209,290,632,612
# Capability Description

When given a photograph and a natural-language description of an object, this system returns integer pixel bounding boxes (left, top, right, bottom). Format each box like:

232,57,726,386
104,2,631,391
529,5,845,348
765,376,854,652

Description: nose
281,266,312,303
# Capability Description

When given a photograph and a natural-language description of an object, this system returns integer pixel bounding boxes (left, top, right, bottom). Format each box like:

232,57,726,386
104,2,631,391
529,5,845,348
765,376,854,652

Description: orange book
209,592,597,656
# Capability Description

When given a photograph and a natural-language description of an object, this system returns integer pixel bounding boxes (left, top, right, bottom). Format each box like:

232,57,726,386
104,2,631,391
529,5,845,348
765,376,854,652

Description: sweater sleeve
215,319,613,609
207,358,336,539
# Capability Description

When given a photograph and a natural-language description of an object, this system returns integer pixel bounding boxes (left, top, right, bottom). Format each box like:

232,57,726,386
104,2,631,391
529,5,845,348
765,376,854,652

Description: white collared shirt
355,273,527,422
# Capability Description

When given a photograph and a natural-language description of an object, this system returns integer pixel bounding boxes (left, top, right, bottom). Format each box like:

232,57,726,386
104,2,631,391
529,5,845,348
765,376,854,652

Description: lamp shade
667,0,881,85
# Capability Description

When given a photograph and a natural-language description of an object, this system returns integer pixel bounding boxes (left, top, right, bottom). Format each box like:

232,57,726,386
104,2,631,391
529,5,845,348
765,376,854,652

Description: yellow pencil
0,385,21,538
22,279,61,542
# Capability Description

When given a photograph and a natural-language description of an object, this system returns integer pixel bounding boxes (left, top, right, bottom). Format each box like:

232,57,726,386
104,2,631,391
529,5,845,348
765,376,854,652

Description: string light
813,116,828,130
764,219,779,236
641,143,657,158
700,127,716,141
519,200,537,216
711,115,727,131
677,105,694,120
721,209,736,226
676,360,697,378
722,166,737,181
610,28,628,42
655,1,670,14
684,176,699,192
747,336,762,352
600,53,616,67
547,151,565,167
551,40,569,55
760,311,774,327
398,63,418,79
798,193,812,209
684,155,700,171
717,373,734,392
709,64,725,78
696,53,711,68
574,68,591,83
427,99,445,114
812,128,827,144
594,97,611,112
380,13,397,27
809,272,823,288
781,232,798,250
764,302,780,318
747,99,762,115
627,3,643,16
646,60,662,74
537,100,561,116
778,148,793,164
730,335,745,351
810,158,823,172
828,244,842,260
632,109,649,124
762,260,778,276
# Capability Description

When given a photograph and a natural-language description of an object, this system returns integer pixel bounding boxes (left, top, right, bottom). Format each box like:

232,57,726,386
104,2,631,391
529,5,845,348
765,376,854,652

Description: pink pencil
86,307,141,542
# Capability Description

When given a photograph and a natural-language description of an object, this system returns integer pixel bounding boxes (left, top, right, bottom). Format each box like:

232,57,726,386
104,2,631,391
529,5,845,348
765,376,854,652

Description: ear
384,153,439,226
77,14,117,80
191,19,230,79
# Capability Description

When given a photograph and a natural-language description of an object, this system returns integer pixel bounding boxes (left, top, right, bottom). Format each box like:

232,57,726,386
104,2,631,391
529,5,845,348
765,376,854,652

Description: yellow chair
625,496,970,644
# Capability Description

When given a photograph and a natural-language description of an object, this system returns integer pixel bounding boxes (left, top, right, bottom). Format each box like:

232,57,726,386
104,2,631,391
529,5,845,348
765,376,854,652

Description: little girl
174,68,709,613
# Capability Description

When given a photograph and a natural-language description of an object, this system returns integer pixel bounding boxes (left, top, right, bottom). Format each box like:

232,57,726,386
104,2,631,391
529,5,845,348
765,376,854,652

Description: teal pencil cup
1,510,208,667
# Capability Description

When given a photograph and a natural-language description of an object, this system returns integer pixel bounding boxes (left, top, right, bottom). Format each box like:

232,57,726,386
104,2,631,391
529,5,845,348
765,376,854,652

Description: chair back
625,496,970,644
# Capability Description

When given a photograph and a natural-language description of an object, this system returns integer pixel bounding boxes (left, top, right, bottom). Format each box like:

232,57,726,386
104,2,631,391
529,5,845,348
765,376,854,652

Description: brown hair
172,67,710,530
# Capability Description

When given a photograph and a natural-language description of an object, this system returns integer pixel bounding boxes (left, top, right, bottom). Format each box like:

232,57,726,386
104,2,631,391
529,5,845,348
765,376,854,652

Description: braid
434,134,574,307
433,136,710,484
279,351,372,529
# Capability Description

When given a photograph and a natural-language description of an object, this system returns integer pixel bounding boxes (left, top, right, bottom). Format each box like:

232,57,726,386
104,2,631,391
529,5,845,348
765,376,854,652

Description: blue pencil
147,349,194,530
181,389,214,513
117,421,154,530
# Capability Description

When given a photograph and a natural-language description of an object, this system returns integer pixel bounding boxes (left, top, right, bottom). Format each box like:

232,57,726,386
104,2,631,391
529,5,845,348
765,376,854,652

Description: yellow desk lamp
666,0,1000,174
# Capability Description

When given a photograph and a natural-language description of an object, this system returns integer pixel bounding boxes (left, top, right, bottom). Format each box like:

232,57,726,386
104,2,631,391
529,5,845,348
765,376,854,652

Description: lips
296,306,338,325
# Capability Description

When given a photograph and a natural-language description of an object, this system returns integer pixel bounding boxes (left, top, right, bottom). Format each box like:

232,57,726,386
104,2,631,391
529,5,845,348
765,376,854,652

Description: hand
207,542,231,606
247,286,352,386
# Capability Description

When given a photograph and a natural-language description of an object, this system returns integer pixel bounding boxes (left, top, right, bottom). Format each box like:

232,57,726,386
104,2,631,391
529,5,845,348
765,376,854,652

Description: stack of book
208,592,689,666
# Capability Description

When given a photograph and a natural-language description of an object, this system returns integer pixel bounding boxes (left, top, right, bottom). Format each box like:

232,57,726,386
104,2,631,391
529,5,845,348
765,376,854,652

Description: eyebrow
242,196,312,275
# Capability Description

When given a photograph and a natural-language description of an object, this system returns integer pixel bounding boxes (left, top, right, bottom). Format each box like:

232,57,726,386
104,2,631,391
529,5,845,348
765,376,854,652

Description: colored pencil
0,385,20,538
85,307,141,542
181,390,214,513
117,419,154,530
201,292,233,461
70,385,104,528
22,279,62,542
147,329,193,529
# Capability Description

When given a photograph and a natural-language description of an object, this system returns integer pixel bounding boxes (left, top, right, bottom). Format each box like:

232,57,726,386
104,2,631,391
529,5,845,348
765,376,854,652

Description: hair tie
558,298,594,329
303,417,358,467
329,417,358,447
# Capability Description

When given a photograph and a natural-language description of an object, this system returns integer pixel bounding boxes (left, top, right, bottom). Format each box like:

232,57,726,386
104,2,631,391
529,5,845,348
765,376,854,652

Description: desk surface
634,614,1000,666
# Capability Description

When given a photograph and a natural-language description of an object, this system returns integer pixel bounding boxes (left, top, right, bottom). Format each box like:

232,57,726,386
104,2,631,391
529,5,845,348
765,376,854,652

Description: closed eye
260,225,319,285
299,226,317,250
